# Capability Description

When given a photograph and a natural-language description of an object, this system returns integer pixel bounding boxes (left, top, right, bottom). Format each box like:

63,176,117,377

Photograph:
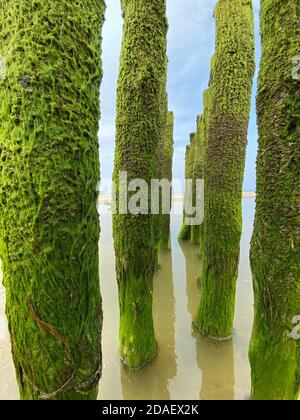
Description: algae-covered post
0,1,105,399
190,115,204,246
195,0,255,339
154,91,168,263
249,0,300,400
178,133,196,242
198,86,212,262
113,0,168,369
158,111,174,251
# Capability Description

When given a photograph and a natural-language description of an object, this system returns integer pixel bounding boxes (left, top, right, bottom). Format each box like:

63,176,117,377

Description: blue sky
99,0,261,193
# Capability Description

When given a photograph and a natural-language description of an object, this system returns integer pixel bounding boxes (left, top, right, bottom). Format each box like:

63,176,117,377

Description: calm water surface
0,200,255,400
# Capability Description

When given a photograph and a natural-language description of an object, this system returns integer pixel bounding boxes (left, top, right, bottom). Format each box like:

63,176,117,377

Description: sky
99,0,261,193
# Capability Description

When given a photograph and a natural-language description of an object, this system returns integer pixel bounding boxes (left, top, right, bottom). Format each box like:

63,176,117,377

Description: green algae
194,0,255,339
178,133,196,241
198,87,212,265
158,111,174,251
179,112,205,246
0,0,106,399
113,0,168,369
249,0,300,400
191,115,204,246
154,91,169,258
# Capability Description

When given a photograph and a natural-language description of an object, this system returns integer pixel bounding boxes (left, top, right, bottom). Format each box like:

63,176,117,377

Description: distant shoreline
98,192,256,205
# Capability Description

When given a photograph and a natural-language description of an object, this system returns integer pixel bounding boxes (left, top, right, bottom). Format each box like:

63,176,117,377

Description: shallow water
0,199,255,400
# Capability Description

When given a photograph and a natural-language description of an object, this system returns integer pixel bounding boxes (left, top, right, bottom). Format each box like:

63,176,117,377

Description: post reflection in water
121,250,177,400
194,332,234,401
179,240,235,401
